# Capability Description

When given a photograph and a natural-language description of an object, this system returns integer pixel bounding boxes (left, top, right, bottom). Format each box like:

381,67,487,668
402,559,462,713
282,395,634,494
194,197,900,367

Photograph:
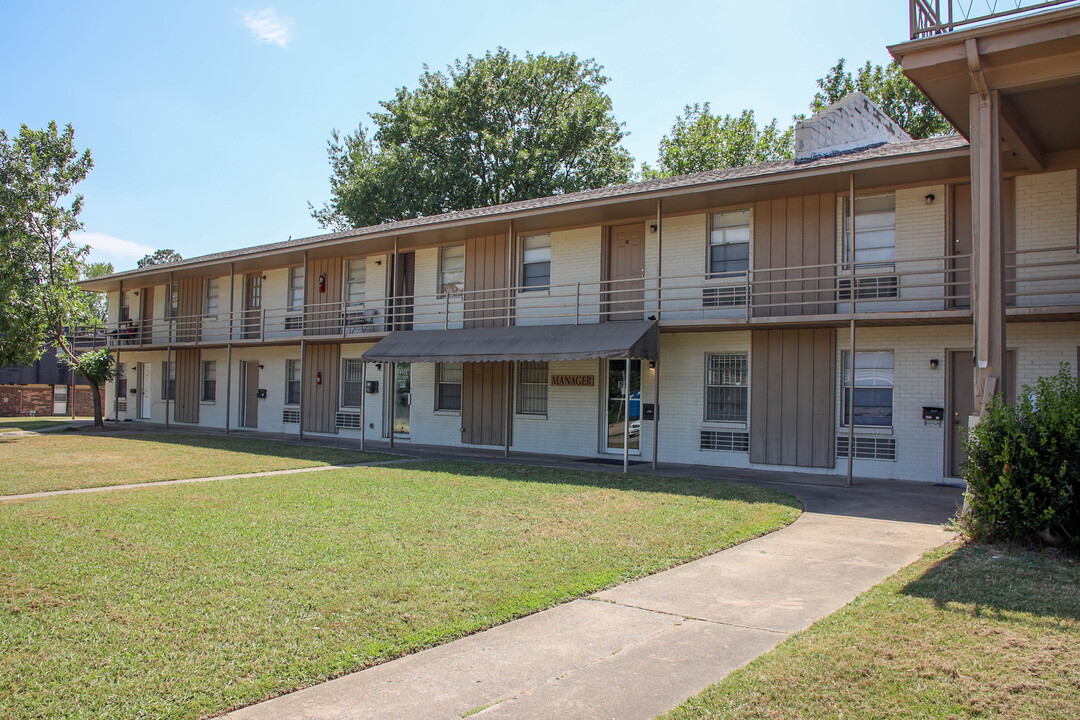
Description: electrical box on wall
365,380,379,394
642,403,656,421
922,406,943,424
256,389,268,399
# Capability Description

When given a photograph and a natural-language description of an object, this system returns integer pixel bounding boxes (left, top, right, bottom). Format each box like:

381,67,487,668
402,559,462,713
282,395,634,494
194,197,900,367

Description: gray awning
362,321,659,363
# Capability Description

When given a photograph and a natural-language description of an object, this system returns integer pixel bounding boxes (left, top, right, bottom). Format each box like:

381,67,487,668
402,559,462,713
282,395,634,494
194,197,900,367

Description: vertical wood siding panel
796,330,815,466
779,329,798,465
786,196,804,316
752,201,772,319
811,328,836,468
764,330,783,464
749,330,769,464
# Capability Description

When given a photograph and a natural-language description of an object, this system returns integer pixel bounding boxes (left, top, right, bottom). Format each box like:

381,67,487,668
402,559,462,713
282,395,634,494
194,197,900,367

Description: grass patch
0,433,389,495
663,542,1080,720
0,416,82,433
0,460,799,720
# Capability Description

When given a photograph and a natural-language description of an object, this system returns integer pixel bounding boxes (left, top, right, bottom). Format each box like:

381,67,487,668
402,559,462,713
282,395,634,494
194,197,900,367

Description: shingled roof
96,134,968,282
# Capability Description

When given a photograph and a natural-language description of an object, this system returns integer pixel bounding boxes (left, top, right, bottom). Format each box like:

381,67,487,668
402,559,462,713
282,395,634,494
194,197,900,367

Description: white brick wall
1014,170,1079,307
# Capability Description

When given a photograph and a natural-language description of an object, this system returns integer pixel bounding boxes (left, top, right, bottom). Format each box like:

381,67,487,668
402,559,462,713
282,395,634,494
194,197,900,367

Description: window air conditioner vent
836,435,896,461
700,430,749,452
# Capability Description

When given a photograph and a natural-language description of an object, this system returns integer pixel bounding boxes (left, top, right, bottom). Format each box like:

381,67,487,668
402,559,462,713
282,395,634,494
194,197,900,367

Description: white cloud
241,8,293,47
72,232,155,264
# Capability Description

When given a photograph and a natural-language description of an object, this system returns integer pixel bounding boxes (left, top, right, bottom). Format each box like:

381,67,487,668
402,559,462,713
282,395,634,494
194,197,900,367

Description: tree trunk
89,382,104,428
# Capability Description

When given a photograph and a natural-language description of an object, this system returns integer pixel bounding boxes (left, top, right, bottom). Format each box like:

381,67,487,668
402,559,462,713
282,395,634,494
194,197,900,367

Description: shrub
960,364,1080,546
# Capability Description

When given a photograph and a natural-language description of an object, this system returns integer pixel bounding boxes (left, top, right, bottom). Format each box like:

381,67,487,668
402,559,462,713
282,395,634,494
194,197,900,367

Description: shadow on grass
901,543,1080,624
384,459,805,511
80,431,383,465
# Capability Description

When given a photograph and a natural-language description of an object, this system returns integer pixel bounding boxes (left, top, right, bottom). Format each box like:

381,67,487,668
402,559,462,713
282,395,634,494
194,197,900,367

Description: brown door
464,235,510,328
391,252,415,330
606,224,645,321
949,185,972,309
243,274,263,339
461,362,508,445
948,349,1016,477
140,286,154,344
241,361,259,428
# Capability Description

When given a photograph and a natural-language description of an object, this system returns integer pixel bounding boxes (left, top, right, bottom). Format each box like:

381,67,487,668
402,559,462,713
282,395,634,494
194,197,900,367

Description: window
517,361,548,414
439,245,465,295
160,361,175,400
116,373,128,400
201,361,216,402
709,210,751,277
288,267,305,312
119,291,132,322
843,194,896,266
521,235,551,291
842,351,894,427
436,362,463,411
341,359,364,408
286,359,301,405
165,283,178,319
345,259,366,305
204,278,219,318
705,354,748,422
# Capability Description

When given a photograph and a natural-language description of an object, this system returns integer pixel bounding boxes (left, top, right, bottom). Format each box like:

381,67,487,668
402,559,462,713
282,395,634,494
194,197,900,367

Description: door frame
944,348,1017,478
136,362,152,419
240,360,259,429
601,358,642,455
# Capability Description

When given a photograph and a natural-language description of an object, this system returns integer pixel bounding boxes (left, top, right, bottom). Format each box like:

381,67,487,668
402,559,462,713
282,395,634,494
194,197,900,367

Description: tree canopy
312,48,634,229
642,105,793,179
811,58,951,139
0,122,114,425
137,248,182,267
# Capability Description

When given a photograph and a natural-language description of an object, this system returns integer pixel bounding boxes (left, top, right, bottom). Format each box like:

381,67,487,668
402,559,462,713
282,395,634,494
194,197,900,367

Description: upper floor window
341,359,364,408
521,235,551,291
204,278,219,318
844,194,895,267
709,210,751,277
201,361,216,402
345,259,366,306
705,353,748,423
285,359,301,405
436,362,463,411
165,283,178,319
288,267,305,312
517,361,548,414
119,291,132,322
842,351,894,427
439,245,465,295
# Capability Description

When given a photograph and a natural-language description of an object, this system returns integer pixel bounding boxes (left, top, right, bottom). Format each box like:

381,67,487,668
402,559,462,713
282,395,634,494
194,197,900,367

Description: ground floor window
341,359,363,408
842,351,894,426
201,361,216,402
517,361,548,414
160,361,175,400
117,373,128,401
705,353,748,422
437,362,463,411
285,359,301,405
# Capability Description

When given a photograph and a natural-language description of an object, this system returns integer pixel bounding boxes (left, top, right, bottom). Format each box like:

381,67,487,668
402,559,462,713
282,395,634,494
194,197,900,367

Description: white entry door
139,362,152,419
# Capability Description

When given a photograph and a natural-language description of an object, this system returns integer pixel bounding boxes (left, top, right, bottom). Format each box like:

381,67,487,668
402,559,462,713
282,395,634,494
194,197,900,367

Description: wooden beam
999,95,1045,171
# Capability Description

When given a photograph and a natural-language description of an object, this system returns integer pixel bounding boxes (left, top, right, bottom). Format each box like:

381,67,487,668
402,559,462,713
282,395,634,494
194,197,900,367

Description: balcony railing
92,246,1079,348
910,0,1078,39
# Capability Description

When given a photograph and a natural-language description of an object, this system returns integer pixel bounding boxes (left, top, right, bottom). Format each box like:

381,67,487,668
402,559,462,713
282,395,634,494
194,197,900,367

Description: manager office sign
550,375,595,387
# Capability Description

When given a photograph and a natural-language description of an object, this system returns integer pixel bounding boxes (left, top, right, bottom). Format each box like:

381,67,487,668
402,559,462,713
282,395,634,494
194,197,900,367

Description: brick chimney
795,92,911,164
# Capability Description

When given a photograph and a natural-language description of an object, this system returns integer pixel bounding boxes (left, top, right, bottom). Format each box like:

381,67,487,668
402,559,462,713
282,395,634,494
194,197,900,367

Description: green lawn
664,543,1080,720
0,416,83,433
0,461,800,720
0,432,388,495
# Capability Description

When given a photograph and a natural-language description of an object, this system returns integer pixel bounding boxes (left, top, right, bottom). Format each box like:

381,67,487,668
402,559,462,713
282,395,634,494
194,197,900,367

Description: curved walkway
222,465,960,720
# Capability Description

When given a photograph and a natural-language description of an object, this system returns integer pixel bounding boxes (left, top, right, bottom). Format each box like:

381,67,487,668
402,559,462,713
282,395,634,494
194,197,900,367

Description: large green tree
811,58,952,139
312,48,634,229
0,122,114,426
643,105,793,178
137,248,182,268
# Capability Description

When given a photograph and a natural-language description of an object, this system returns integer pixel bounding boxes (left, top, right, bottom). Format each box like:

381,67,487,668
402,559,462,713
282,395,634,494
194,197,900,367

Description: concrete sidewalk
223,474,959,720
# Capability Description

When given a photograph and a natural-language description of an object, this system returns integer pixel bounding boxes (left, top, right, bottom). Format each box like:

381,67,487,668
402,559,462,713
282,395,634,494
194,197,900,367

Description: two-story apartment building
82,3,1080,483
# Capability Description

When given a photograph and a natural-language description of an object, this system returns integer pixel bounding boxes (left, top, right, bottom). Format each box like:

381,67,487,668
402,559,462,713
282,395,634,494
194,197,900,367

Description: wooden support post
389,361,395,449
504,362,512,459
623,357,630,474
224,343,232,434
655,198,662,319
651,359,659,471
847,173,856,488
165,345,171,429
970,88,1008,412
359,361,366,452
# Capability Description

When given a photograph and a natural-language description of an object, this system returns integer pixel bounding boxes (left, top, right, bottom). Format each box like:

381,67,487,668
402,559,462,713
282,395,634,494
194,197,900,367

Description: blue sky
1,1,910,271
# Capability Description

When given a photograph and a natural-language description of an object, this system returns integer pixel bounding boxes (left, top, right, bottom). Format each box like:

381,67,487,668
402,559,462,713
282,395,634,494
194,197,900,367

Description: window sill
702,420,747,430
434,409,462,416
839,426,893,435
200,400,216,406
515,412,548,419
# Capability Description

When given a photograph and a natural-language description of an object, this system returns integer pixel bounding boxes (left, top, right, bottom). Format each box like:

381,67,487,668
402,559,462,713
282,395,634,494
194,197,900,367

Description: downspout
847,172,856,487
653,198,662,471
225,262,235,434
114,279,122,422
165,344,171,429
299,338,306,442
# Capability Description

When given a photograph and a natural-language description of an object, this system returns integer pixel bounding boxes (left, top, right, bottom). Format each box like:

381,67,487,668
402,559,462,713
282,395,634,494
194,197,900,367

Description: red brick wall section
0,385,52,417
0,384,102,417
